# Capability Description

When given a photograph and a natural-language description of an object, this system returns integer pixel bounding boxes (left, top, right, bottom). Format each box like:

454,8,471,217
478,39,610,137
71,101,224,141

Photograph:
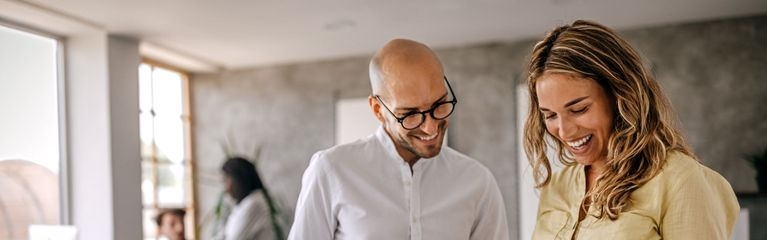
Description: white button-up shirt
288,127,509,240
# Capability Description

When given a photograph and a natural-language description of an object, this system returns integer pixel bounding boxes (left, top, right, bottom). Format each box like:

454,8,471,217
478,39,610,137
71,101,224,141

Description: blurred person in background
156,208,186,240
218,157,277,240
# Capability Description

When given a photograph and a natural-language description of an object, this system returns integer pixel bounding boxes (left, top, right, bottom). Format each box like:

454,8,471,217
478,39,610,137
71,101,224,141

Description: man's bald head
369,39,445,97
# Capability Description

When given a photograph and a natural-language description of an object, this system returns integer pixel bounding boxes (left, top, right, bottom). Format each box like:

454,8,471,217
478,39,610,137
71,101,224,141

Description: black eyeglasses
375,77,458,130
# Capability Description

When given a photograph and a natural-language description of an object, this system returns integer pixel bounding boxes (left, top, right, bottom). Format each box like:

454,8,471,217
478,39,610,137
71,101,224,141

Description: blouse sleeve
660,165,740,239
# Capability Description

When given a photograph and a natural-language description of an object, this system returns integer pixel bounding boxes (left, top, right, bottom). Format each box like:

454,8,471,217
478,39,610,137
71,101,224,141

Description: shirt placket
566,165,588,240
400,162,422,240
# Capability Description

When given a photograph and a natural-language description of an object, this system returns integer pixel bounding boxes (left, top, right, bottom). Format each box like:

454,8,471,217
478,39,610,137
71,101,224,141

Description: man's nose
419,113,440,134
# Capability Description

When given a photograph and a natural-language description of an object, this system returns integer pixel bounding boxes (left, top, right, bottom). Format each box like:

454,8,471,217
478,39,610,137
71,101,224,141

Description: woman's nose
557,116,577,139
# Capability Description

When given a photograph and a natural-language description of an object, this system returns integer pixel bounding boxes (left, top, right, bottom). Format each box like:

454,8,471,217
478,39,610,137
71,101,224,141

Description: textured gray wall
191,14,767,239
191,58,369,237
621,16,767,192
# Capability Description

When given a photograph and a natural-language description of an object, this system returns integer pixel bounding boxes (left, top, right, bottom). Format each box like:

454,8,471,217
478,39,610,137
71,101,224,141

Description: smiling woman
523,20,740,239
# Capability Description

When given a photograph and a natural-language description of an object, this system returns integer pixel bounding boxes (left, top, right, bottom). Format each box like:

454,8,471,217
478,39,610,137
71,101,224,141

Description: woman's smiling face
536,72,614,167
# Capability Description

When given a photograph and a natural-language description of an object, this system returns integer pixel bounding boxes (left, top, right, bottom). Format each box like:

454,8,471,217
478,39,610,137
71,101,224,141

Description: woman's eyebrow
564,96,589,108
539,96,589,112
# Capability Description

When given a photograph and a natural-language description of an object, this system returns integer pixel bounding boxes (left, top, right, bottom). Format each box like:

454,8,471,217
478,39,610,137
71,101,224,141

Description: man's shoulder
440,147,493,175
319,134,377,156
309,134,380,168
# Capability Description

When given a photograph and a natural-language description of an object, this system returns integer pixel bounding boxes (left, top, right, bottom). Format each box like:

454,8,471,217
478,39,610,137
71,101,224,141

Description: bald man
288,39,509,240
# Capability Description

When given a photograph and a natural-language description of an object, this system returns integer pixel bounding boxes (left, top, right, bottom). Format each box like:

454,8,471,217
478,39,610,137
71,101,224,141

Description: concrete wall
621,16,767,191
192,14,767,238
191,59,369,237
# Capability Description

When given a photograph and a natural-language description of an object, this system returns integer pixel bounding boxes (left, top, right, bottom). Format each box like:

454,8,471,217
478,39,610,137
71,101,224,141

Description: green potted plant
746,148,767,193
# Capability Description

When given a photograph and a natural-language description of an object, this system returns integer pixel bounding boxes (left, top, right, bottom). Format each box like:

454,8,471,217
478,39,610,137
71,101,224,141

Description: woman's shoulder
655,151,699,180
649,151,739,233
632,151,705,197
659,151,720,181
664,151,699,170
648,151,700,185
653,151,734,195
238,190,270,211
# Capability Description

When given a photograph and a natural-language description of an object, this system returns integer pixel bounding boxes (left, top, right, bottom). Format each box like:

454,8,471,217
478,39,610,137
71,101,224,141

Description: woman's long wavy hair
523,20,694,220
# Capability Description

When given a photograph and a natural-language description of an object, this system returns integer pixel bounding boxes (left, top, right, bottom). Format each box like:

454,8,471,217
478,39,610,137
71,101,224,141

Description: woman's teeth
567,134,591,148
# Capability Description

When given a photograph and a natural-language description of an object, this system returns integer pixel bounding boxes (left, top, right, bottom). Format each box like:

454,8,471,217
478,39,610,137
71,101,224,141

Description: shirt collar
374,126,440,166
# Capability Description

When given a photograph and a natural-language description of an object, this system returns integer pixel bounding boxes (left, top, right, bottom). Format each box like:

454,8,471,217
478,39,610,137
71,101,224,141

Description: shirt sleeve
288,152,337,240
470,168,510,240
660,166,740,240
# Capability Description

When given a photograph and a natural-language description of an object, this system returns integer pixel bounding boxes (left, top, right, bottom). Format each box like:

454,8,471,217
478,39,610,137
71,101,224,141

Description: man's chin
414,145,442,159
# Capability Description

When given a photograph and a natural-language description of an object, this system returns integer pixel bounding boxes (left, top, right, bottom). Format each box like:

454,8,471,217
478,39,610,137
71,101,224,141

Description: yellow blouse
533,152,740,240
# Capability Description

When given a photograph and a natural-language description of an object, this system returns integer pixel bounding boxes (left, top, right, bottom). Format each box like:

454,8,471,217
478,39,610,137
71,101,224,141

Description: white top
288,127,509,240
224,190,276,240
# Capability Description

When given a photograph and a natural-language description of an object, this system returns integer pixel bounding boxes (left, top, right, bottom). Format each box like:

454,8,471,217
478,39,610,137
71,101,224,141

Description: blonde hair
524,20,694,220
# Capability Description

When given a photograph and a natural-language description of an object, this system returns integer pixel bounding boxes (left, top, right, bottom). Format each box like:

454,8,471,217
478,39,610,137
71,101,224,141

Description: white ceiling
24,0,767,72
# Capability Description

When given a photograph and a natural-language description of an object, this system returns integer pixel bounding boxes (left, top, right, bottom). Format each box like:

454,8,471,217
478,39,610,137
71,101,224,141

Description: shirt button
412,216,417,223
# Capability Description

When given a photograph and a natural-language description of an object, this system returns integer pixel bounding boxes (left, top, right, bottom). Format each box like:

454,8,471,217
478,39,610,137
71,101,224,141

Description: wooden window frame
140,58,198,240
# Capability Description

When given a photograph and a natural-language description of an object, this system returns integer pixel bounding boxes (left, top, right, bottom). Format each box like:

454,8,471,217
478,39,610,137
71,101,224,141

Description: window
0,23,63,239
139,62,196,240
335,98,380,145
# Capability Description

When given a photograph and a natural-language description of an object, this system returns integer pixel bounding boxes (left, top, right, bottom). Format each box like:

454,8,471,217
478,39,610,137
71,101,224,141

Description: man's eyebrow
393,92,449,111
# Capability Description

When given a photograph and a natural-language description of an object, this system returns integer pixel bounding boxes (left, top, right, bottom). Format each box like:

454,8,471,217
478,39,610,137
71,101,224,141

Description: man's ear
369,95,385,123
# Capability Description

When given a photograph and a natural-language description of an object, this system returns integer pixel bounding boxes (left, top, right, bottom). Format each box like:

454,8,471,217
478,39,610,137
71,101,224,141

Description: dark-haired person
219,157,276,240
524,20,739,239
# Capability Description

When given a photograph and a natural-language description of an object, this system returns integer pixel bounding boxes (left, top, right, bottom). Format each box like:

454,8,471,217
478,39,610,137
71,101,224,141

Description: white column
66,32,143,240
106,35,143,240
